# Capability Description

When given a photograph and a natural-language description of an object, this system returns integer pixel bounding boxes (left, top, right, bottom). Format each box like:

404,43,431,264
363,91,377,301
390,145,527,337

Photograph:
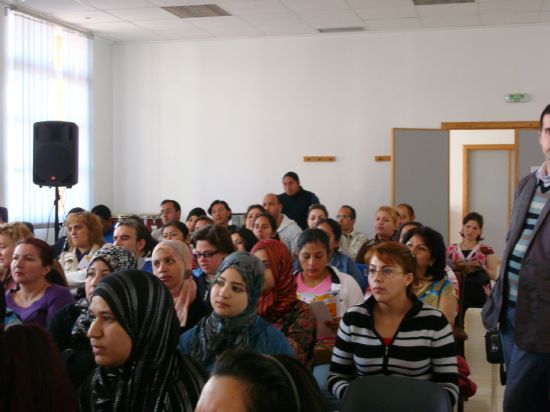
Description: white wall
109,25,550,233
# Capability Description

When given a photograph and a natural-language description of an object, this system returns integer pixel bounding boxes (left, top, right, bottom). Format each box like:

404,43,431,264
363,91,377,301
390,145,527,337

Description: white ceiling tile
364,17,423,30
256,22,317,35
186,16,263,36
239,11,304,25
279,0,350,12
221,0,288,15
50,10,123,24
80,21,165,40
106,7,178,21
148,0,213,5
133,18,198,29
356,6,417,20
348,0,414,8
19,0,96,13
416,3,478,18
481,12,541,25
81,0,154,10
150,27,212,40
297,9,363,28
421,14,480,28
479,0,543,14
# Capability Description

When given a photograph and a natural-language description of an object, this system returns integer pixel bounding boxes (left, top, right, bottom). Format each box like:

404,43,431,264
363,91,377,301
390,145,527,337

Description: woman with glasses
191,225,235,312
328,241,458,406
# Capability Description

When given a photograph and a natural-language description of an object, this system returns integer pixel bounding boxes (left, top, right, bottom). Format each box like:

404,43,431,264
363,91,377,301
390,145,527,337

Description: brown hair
65,212,105,250
366,241,417,297
0,222,33,244
16,238,68,286
4,324,76,411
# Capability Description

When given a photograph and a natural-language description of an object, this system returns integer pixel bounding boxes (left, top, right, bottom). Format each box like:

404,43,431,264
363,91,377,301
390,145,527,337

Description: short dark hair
540,104,550,130
340,205,356,220
254,212,278,233
403,226,446,281
283,171,300,183
91,204,112,220
0,206,8,223
211,349,328,412
17,238,66,286
397,203,415,217
116,217,155,256
316,218,342,242
246,204,266,218
308,204,328,218
208,200,232,217
186,207,206,221
191,224,235,255
161,220,189,239
297,228,330,255
229,226,259,252
460,212,484,241
398,221,423,242
161,199,181,212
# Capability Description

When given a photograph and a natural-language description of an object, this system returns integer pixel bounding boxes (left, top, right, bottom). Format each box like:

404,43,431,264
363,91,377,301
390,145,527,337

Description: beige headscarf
153,240,197,327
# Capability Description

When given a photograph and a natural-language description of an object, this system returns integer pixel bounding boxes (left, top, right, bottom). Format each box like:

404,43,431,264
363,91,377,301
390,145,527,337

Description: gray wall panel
393,129,449,241
518,129,543,180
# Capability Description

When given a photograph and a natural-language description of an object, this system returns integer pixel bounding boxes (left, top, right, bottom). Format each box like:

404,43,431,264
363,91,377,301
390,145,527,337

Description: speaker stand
54,187,61,242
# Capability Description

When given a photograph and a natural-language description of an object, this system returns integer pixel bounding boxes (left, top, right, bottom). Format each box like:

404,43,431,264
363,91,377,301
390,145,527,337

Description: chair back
340,375,452,412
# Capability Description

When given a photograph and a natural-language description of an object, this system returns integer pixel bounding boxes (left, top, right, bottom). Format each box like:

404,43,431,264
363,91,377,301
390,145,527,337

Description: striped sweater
328,296,458,404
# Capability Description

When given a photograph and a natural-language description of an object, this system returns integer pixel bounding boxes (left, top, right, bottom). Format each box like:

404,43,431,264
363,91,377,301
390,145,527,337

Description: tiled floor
462,308,504,412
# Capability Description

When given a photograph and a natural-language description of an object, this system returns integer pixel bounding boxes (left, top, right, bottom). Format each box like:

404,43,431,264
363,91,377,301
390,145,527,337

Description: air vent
161,5,231,18
413,0,474,5
318,27,366,33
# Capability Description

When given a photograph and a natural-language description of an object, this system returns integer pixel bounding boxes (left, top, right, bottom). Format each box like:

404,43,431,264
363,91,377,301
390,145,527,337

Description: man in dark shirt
277,171,319,230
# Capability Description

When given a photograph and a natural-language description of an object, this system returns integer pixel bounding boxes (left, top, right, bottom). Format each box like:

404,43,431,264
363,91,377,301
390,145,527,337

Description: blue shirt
178,316,294,372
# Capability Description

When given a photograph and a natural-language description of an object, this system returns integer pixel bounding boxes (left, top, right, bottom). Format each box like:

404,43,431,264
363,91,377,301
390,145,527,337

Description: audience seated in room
263,193,302,255
152,199,182,241
327,241,458,405
48,245,136,387
6,238,74,327
59,211,105,297
178,252,293,372
80,269,207,411
152,240,210,332
251,239,316,366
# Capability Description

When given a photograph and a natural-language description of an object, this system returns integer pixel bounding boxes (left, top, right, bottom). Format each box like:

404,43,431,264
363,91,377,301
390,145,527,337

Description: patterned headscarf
71,246,137,340
252,239,297,322
84,270,202,411
190,252,264,364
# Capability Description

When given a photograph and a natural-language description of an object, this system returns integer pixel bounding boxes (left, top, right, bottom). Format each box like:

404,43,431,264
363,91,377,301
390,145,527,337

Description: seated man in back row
263,193,302,255
113,218,154,273
336,205,369,261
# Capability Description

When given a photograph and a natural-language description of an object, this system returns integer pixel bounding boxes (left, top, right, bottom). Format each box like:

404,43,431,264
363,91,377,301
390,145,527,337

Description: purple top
6,283,75,327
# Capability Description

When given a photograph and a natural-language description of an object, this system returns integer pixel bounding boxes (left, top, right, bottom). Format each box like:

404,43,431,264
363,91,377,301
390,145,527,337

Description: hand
325,317,342,333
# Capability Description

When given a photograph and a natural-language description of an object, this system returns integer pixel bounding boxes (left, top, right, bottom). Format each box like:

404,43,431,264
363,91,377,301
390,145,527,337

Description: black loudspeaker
33,121,79,188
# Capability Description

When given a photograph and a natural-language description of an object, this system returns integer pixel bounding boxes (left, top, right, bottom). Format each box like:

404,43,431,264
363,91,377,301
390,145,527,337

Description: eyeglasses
193,250,219,259
336,214,351,219
366,267,404,277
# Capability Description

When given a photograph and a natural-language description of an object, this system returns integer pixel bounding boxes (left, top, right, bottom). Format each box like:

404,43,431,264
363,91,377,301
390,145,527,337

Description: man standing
263,193,302,255
336,205,369,261
151,199,182,241
482,104,550,412
278,172,319,230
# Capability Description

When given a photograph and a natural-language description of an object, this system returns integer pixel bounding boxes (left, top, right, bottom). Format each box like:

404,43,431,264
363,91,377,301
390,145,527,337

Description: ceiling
4,0,550,42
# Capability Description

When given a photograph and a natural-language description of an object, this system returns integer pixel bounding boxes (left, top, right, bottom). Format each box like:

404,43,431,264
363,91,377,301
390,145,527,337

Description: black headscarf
80,270,205,412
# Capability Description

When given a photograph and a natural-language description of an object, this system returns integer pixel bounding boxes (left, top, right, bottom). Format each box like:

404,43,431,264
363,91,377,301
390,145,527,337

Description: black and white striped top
328,296,458,404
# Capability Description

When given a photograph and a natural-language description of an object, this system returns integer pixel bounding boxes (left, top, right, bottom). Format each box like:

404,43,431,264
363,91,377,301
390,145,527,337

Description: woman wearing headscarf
48,245,137,387
80,270,207,412
178,252,294,372
251,239,316,366
152,240,210,332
